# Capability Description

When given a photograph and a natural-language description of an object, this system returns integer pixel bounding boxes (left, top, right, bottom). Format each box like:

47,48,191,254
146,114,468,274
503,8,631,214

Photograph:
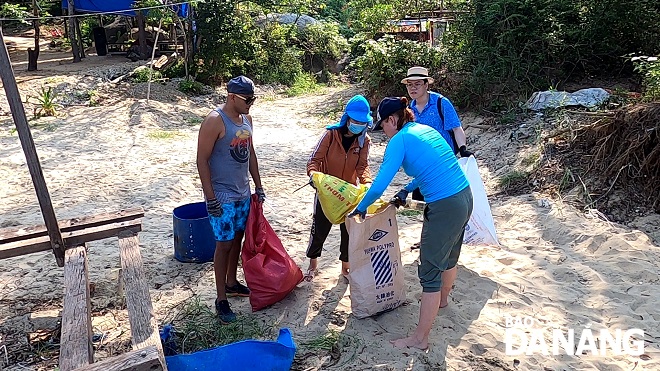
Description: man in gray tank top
196,75,265,323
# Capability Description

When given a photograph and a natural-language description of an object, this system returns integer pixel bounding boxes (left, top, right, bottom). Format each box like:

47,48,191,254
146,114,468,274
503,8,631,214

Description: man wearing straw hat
401,66,473,202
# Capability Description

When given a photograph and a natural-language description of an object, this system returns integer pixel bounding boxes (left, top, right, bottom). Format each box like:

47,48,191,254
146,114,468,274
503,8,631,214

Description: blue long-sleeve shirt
356,122,469,212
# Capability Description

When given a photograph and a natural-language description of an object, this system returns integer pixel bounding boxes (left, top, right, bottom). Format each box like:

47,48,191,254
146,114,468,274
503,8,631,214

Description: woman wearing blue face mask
304,95,374,281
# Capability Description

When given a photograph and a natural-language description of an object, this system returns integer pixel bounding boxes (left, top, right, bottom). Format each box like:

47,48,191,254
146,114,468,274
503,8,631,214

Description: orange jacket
307,129,373,185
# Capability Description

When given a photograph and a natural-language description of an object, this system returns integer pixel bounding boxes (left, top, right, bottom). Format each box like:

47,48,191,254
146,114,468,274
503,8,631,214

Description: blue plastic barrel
172,202,216,263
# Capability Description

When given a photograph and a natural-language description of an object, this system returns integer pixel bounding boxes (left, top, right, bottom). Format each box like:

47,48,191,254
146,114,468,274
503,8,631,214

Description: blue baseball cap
372,97,406,131
344,95,372,123
227,75,255,95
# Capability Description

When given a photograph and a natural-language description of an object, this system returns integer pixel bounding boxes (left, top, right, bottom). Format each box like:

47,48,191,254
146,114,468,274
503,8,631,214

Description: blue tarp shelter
61,0,190,18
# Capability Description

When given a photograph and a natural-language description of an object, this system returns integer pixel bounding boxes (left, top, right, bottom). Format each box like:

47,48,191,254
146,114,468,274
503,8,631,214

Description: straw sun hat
400,66,435,84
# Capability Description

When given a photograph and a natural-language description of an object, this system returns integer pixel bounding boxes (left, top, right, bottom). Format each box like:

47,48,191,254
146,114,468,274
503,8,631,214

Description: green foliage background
2,0,658,102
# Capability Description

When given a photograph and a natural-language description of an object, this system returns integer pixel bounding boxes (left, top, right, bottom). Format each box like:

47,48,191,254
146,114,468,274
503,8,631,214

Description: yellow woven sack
366,198,389,215
312,173,367,224
311,173,387,224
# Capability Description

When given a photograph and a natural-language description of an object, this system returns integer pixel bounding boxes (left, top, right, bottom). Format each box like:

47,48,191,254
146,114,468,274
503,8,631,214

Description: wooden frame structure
0,29,167,371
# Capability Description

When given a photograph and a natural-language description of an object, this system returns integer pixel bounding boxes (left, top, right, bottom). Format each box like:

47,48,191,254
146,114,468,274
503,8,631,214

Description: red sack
242,194,303,311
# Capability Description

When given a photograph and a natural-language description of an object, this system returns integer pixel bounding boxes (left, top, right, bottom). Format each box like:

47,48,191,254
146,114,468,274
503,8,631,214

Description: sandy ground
1,39,659,370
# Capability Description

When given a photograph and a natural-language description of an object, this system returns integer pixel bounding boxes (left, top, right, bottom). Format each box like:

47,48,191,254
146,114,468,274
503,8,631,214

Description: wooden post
136,11,148,60
75,15,85,59
27,0,40,71
0,30,66,267
72,346,163,371
67,2,81,62
60,245,94,371
118,231,168,370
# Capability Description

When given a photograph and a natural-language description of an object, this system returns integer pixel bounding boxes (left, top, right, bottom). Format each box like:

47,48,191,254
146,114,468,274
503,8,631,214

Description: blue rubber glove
347,208,366,219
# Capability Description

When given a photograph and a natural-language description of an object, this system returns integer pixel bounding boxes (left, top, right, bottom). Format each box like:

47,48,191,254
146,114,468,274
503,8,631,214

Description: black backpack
436,97,460,154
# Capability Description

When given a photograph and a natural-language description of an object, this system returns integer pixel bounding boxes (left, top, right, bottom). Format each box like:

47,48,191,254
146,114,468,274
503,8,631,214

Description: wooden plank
0,208,144,244
0,219,142,260
0,29,66,267
118,231,168,371
60,245,93,371
72,346,163,371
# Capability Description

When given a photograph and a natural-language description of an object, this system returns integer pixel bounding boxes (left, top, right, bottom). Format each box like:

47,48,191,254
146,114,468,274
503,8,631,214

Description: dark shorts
418,186,473,293
208,198,250,242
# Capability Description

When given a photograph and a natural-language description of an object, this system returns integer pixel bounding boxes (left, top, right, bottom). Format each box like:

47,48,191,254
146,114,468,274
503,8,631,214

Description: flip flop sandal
303,268,318,282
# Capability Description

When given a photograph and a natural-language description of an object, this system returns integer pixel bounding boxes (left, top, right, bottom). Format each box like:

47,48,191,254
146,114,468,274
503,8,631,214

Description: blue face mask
347,119,368,134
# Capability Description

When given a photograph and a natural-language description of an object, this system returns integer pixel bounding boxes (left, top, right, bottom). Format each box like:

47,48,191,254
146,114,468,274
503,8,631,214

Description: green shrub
195,1,352,87
195,0,260,84
632,56,660,101
133,68,163,83
285,72,324,97
345,0,401,37
440,0,660,108
164,59,187,78
350,35,443,98
178,79,205,95
298,22,349,62
250,23,303,85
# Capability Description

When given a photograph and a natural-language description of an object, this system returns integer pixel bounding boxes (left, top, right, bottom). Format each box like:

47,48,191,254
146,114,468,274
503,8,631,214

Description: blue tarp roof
61,1,189,18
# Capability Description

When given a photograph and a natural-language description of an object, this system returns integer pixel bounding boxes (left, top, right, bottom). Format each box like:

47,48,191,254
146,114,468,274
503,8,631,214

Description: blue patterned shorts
208,198,251,242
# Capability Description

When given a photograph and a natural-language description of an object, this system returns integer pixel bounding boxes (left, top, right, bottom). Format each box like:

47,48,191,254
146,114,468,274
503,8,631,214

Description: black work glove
206,198,223,217
389,189,409,208
347,208,366,219
459,145,473,158
255,187,266,203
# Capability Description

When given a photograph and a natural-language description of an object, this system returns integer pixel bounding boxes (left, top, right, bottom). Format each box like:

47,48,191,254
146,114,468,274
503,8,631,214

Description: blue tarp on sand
61,1,189,18
165,328,297,371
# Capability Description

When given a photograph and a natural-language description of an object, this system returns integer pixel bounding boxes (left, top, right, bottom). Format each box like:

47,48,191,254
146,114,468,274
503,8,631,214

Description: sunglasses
234,94,257,105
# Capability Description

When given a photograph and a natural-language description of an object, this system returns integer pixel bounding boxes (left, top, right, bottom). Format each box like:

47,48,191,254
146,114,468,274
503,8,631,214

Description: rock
537,198,551,208
255,13,317,30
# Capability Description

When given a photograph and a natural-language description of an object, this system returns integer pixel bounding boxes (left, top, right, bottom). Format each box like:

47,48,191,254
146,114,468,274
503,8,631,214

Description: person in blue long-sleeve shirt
349,97,473,351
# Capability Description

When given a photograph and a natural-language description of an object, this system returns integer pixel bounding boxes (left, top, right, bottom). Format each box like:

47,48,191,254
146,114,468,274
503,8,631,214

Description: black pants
306,198,349,262
412,187,425,201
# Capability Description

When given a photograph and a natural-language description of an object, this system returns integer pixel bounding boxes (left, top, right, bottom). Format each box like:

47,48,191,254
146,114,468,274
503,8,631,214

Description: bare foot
390,335,428,351
440,299,449,308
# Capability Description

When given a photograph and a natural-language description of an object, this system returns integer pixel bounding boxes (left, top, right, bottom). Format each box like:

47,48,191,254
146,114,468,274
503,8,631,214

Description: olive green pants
418,186,473,293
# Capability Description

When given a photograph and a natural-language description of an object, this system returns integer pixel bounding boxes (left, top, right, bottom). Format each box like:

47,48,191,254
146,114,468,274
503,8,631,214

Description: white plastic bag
458,157,500,246
345,205,405,318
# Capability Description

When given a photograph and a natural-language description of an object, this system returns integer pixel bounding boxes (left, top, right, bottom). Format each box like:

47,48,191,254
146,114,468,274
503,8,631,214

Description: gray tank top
209,108,252,202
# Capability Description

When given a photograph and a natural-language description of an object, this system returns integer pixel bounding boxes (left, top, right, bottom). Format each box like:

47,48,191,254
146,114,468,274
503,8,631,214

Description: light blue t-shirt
356,122,469,212
410,91,461,152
